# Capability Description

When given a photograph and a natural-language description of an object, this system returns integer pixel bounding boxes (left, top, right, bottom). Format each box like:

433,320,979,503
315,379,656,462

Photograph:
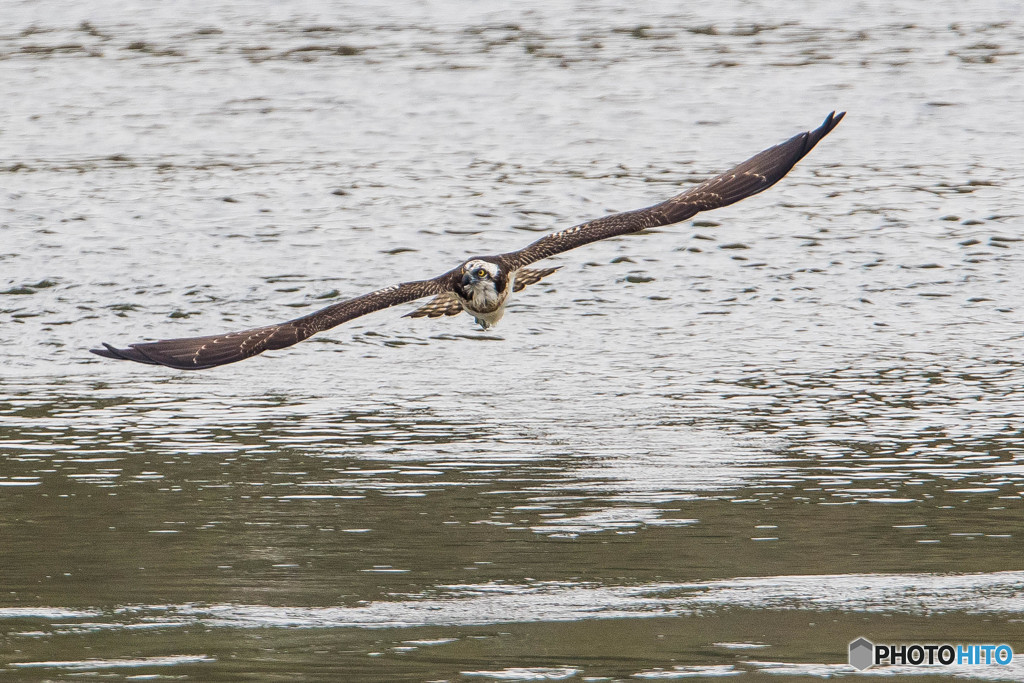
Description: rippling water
3,0,1023,679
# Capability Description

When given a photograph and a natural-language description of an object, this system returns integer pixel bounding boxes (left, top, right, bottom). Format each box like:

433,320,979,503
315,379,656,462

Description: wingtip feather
89,344,116,360
90,342,162,365
815,110,846,139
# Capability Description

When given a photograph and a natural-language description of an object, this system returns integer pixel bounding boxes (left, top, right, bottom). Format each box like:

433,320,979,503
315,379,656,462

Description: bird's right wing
91,276,453,370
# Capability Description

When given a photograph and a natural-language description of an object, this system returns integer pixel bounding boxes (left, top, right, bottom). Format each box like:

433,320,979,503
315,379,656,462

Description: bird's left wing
498,111,844,271
91,276,452,370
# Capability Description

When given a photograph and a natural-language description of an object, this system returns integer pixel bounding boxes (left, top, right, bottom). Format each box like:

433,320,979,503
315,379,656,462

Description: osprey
92,112,844,370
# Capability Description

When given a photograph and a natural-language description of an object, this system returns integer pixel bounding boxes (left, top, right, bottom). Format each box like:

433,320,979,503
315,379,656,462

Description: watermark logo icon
849,637,874,671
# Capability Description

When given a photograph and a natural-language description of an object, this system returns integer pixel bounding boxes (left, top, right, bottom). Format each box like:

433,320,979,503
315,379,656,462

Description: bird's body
92,112,845,370
454,259,509,329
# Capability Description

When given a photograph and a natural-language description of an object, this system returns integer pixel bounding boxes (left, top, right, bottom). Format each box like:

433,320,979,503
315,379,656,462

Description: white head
462,259,500,283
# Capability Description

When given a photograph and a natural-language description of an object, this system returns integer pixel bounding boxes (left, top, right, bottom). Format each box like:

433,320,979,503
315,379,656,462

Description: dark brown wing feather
403,292,462,319
91,277,451,369
512,266,560,292
498,111,844,271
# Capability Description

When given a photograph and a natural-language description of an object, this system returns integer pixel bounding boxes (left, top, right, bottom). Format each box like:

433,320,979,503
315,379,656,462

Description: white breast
459,274,511,328
464,279,504,312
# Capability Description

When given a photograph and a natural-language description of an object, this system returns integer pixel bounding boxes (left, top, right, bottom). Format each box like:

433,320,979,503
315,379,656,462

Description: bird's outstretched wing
91,277,451,369
497,111,845,271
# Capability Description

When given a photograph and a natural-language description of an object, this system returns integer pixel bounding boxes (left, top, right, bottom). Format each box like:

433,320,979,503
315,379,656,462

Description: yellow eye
476,268,487,278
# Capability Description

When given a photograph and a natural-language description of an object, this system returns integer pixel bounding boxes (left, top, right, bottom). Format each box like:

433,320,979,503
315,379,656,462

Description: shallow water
2,0,1024,680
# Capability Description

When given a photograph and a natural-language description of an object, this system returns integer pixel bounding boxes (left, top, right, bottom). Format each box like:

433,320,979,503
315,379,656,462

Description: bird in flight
92,111,844,370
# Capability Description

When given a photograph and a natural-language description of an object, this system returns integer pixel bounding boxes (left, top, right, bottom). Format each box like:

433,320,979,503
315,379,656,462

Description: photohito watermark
849,637,1013,671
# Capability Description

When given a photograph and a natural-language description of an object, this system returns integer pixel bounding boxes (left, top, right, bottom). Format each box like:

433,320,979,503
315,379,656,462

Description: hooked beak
461,272,475,287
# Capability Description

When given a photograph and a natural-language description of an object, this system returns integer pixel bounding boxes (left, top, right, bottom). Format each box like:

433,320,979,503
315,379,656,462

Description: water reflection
4,569,1022,631
3,571,1022,678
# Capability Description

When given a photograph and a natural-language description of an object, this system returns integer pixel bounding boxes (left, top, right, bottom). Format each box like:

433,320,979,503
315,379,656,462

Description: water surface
2,0,1023,679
